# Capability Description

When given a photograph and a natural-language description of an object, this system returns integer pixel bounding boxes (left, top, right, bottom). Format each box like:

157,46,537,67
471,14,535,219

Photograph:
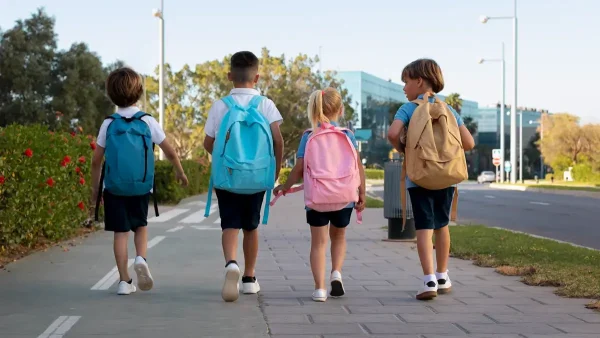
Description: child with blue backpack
203,51,284,302
91,67,188,295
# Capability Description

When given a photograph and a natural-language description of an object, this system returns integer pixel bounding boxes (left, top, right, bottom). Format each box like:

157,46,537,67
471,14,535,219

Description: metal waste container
383,158,416,241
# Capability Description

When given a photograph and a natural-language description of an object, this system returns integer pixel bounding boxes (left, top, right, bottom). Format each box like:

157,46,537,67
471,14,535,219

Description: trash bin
383,158,416,241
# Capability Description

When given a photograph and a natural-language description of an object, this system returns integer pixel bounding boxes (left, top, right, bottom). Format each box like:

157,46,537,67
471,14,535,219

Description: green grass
530,184,600,192
366,196,384,208
450,225,600,309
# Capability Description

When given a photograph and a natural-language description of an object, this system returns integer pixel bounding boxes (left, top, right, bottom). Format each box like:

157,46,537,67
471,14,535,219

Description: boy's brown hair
230,51,259,83
401,59,445,93
106,67,144,108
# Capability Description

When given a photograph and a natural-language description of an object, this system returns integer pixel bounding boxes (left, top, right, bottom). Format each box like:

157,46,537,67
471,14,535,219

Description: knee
330,228,346,242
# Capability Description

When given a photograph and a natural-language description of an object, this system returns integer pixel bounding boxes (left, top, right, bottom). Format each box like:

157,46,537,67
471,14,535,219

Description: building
471,105,547,178
337,71,479,167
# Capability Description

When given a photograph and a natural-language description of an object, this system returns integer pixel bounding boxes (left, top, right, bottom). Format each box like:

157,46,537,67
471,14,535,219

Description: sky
2,0,599,124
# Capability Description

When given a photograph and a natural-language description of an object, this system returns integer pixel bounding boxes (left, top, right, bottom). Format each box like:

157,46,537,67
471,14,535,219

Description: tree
445,93,478,135
539,113,585,170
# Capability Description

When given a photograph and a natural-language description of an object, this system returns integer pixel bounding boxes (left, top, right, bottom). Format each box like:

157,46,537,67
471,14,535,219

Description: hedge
154,159,211,204
0,125,211,254
0,125,95,252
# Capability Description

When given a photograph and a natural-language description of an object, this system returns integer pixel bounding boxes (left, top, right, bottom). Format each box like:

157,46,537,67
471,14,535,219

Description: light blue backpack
95,111,159,220
204,95,275,224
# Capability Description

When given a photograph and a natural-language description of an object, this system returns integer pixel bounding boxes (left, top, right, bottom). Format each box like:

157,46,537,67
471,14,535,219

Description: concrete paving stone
264,314,310,324
364,285,414,291
424,335,522,338
530,297,594,305
527,335,600,338
261,298,303,306
550,323,600,334
271,336,321,338
487,313,588,324
256,285,294,292
571,313,600,323
430,305,521,314
346,305,433,314
457,323,562,335
262,305,348,315
310,314,401,324
510,305,597,314
399,313,495,324
379,296,466,306
456,278,522,286
268,323,364,335
346,280,395,286
456,296,541,305
289,284,366,292
364,322,465,335
323,335,422,338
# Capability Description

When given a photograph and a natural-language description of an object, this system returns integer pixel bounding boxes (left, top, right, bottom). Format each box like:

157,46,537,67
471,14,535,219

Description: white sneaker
437,274,452,294
117,281,137,295
222,262,240,302
312,289,327,302
242,276,261,294
133,256,154,291
416,280,438,301
330,271,345,298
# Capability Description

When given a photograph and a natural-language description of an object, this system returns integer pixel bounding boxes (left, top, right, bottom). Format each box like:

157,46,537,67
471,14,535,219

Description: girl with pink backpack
273,88,366,302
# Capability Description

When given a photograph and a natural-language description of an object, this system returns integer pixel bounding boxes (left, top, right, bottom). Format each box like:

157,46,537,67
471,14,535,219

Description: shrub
278,168,292,185
153,158,211,204
365,169,384,180
0,125,95,252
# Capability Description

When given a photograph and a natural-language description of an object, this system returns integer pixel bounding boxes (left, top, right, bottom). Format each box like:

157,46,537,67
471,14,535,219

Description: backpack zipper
142,136,148,182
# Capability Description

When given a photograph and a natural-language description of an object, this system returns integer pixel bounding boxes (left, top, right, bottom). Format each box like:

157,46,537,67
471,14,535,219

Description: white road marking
530,201,550,206
485,195,496,199
214,218,221,224
91,236,165,290
191,225,220,231
179,206,217,224
166,225,184,232
38,316,81,338
148,208,189,223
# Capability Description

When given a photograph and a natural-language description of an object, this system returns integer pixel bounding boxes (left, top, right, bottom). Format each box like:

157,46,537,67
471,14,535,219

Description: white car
477,171,496,184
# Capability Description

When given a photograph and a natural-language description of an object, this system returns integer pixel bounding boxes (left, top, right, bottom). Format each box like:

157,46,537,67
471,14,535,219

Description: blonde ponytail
307,90,330,130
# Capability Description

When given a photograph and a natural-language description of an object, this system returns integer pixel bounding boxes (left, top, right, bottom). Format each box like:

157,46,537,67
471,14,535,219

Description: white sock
436,271,448,281
424,274,437,284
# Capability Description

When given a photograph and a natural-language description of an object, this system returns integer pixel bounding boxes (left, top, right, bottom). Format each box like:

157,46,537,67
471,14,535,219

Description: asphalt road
370,182,600,250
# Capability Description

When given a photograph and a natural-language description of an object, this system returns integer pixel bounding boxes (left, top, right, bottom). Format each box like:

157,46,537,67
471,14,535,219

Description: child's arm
387,120,406,153
203,136,215,155
356,152,366,212
158,139,189,186
90,145,105,205
270,122,284,182
274,159,303,195
459,125,475,151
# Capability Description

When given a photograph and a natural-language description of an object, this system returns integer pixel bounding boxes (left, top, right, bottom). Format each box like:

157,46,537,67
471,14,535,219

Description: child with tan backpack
388,59,475,300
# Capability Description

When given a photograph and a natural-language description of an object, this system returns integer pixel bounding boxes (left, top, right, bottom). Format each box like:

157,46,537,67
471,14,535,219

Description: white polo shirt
96,106,166,148
205,88,283,138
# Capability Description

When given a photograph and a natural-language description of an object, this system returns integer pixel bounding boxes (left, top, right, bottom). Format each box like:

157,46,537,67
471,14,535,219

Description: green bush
365,169,384,180
278,168,292,185
572,163,600,183
0,125,95,252
154,158,211,204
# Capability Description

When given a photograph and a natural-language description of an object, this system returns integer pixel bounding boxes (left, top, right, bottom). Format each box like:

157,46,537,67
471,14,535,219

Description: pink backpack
303,123,360,212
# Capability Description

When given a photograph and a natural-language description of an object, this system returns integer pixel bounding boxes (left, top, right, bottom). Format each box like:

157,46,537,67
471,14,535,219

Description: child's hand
176,172,189,187
355,193,366,212
273,184,289,196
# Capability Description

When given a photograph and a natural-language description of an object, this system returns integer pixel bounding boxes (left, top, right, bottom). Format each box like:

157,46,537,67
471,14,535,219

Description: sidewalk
259,192,599,338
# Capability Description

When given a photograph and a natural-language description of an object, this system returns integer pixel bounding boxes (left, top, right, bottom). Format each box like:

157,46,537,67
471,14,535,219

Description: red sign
493,158,501,166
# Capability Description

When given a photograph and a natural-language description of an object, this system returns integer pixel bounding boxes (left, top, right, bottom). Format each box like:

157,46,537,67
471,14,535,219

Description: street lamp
478,42,506,182
153,1,165,160
481,0,518,183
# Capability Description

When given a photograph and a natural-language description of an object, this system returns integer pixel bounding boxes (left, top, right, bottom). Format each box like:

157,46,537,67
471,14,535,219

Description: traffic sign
492,149,501,160
493,158,501,166
504,161,512,172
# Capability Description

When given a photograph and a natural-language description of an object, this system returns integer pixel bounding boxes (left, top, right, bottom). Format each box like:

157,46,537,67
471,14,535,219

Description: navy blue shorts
408,187,455,231
306,208,353,228
215,189,265,231
103,191,150,233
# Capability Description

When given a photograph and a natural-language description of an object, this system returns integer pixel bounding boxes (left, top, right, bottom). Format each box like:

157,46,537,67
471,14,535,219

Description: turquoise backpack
95,111,159,220
204,95,275,224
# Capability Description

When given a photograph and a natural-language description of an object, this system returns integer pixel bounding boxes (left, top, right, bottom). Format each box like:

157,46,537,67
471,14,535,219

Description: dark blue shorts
215,189,265,231
408,187,455,231
103,191,150,233
306,208,353,228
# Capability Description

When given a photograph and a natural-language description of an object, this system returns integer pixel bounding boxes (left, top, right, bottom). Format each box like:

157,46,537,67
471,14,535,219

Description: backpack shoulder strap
248,95,264,110
133,111,151,120
222,96,237,109
106,113,120,120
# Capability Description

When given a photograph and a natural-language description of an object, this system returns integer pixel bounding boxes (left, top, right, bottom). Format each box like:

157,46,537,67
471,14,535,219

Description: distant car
477,171,496,184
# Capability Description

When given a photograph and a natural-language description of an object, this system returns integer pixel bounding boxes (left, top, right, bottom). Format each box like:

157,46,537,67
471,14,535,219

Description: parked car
477,171,496,184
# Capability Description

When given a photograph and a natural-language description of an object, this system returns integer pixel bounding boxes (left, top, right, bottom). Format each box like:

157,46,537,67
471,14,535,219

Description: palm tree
445,93,462,114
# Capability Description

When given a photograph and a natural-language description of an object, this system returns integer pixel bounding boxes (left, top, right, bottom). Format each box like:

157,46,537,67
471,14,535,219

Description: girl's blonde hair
307,87,343,130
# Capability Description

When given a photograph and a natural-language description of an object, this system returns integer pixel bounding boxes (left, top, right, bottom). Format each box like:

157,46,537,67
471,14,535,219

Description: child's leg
222,229,240,263
134,226,148,259
310,225,329,290
434,226,450,273
416,229,435,275
114,232,130,281
242,229,258,277
329,226,346,273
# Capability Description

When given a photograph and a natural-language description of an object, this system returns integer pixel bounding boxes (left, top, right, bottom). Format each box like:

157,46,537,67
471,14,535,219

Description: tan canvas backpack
400,92,468,228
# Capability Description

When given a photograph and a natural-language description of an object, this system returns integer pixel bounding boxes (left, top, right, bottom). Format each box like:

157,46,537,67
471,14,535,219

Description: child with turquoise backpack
91,67,188,296
203,51,284,302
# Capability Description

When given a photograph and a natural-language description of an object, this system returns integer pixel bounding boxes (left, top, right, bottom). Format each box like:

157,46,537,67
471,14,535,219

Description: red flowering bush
0,125,94,252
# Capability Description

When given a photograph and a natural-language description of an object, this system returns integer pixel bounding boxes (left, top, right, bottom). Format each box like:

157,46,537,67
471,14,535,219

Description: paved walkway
0,192,598,337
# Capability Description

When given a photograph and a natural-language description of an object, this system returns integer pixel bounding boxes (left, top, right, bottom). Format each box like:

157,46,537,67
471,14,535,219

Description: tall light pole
153,1,165,160
481,0,518,183
478,42,506,182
